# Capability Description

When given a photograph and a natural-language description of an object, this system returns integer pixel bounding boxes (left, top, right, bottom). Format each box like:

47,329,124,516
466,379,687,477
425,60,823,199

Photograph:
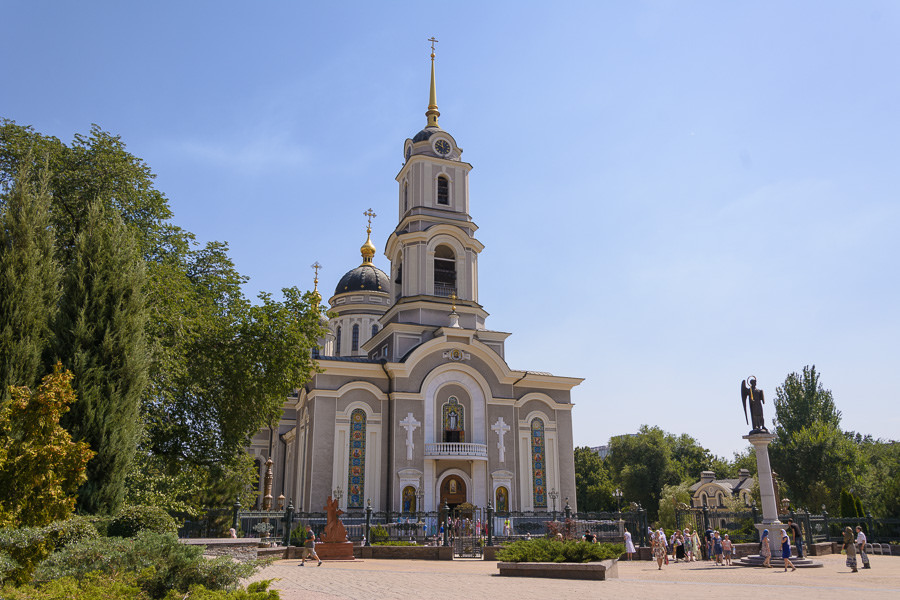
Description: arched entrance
440,475,467,508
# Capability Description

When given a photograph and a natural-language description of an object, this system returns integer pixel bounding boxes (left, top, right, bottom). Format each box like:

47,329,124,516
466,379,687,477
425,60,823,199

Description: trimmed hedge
496,539,624,563
108,506,178,538
0,573,280,599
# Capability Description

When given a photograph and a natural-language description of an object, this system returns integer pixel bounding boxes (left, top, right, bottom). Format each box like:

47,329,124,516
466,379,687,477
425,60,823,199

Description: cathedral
250,48,582,515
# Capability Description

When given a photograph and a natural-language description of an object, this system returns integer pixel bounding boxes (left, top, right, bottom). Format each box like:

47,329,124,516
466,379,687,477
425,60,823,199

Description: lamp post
333,486,344,504
486,501,494,547
781,497,791,516
614,488,623,514
564,497,572,521
442,501,450,547
549,488,559,522
364,499,372,547
415,487,425,542
283,498,294,547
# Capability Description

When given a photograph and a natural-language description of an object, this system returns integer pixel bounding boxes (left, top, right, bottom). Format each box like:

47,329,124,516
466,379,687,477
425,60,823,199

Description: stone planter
497,559,618,580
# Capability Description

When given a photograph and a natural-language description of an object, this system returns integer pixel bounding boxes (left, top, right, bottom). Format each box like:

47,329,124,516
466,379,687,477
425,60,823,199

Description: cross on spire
428,36,438,58
363,208,377,232
310,261,322,304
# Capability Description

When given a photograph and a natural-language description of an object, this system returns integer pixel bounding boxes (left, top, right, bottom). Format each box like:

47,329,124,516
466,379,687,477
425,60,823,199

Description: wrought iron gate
449,506,484,558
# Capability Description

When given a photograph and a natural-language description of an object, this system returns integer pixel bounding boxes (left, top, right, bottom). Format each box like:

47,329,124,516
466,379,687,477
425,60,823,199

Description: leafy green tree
657,481,693,529
606,426,679,520
772,365,840,437
0,160,61,407
0,364,94,527
573,447,615,512
770,367,856,511
56,202,150,514
854,437,900,517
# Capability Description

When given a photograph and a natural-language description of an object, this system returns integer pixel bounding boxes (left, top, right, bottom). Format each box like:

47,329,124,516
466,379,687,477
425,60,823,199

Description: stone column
744,432,781,556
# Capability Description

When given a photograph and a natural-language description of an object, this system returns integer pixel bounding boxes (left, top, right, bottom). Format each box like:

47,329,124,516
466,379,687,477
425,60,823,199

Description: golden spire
360,208,377,264
425,37,440,128
311,261,322,305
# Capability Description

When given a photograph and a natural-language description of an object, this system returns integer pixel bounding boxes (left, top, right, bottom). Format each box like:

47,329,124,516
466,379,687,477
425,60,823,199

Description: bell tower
383,39,486,331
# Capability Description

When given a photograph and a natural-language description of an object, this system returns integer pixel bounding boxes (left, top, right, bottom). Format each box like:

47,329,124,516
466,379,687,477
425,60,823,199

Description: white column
744,433,779,523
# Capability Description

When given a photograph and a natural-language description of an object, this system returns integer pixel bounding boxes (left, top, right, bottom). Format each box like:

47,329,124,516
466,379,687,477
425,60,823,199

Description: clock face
435,140,451,155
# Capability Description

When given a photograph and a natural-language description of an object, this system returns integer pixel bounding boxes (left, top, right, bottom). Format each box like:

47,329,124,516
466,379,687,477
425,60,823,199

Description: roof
690,477,755,493
412,127,440,143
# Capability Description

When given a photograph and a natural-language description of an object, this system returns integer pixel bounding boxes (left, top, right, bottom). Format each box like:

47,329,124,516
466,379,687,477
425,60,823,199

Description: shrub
33,532,260,598
372,540,416,546
0,526,51,584
0,551,19,582
495,539,624,563
371,524,389,543
44,516,99,550
108,505,178,538
0,573,280,599
289,525,309,546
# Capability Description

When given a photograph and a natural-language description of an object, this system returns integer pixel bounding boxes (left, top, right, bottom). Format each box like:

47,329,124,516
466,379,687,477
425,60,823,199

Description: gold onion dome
360,229,376,264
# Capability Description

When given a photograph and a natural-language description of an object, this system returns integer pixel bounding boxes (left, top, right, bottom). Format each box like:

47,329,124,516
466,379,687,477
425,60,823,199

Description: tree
657,481,693,529
573,447,615,512
772,365,840,437
606,426,679,520
0,363,94,526
770,367,856,511
56,202,150,514
0,160,61,408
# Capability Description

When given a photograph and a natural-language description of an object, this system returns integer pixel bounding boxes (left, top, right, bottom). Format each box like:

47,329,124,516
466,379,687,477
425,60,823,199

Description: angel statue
740,376,768,433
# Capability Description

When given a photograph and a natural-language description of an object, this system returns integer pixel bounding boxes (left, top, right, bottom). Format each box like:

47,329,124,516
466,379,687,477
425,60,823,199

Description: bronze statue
741,376,768,433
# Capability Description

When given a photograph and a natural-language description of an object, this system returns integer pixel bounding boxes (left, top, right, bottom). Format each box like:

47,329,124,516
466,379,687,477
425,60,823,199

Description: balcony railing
433,283,457,298
424,442,488,460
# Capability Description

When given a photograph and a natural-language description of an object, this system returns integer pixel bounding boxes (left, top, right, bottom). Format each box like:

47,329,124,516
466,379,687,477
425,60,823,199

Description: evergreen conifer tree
56,201,149,514
0,160,61,407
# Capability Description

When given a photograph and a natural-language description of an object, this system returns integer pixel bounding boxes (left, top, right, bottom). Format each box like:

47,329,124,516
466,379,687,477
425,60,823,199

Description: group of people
843,525,871,573
758,528,796,571
649,526,735,569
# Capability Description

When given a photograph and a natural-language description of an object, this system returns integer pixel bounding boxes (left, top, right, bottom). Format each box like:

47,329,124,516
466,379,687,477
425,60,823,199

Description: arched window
531,418,547,508
442,396,464,443
437,175,449,205
351,324,360,352
434,245,456,298
402,486,416,514
394,256,403,302
347,409,367,508
335,326,342,357
717,493,725,507
701,493,708,506
403,181,409,213
496,486,509,512
371,324,379,338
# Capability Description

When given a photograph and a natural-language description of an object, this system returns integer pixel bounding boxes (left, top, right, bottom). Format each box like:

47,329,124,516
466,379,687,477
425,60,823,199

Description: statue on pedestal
741,376,768,433
323,496,348,542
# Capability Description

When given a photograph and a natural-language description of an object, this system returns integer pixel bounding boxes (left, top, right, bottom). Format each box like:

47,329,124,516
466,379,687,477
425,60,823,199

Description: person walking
781,529,796,572
856,526,871,569
713,531,724,565
787,517,804,558
673,531,685,563
691,528,702,562
683,528,693,562
299,529,322,567
843,526,858,572
705,526,714,560
760,529,772,568
623,528,636,560
722,534,733,566
651,530,666,570
659,529,669,565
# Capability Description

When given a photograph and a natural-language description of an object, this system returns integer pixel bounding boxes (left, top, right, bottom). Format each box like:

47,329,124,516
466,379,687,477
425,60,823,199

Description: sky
3,1,898,460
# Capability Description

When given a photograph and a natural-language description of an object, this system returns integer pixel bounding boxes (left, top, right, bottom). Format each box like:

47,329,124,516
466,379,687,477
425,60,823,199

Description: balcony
424,442,488,460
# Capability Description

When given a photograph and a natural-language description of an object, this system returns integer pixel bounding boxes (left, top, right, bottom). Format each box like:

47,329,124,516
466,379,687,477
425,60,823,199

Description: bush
289,525,309,546
108,505,178,538
33,532,260,598
496,539,624,563
371,524,389,543
0,526,51,584
44,516,99,550
372,540,416,546
0,550,19,582
0,573,280,599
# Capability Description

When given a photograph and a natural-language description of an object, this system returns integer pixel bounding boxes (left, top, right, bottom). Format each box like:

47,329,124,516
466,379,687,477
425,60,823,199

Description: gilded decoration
531,418,547,508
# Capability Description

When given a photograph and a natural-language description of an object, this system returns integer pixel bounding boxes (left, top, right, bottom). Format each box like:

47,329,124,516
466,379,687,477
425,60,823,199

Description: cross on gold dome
450,291,457,312
428,36,438,58
310,261,322,305
360,210,377,265
363,208,377,232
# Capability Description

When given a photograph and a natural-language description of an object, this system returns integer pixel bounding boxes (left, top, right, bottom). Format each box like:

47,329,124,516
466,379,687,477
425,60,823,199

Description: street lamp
415,487,425,542
333,486,344,504
781,497,791,514
614,488,623,513
549,488,559,521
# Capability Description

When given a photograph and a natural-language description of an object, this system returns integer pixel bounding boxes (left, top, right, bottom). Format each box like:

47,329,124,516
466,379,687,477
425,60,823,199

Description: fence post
803,509,813,547
283,499,294,547
702,505,709,536
821,506,829,541
638,506,647,547
866,511,874,538
442,502,450,547
675,508,681,530
232,498,241,532
564,498,572,521
487,501,494,547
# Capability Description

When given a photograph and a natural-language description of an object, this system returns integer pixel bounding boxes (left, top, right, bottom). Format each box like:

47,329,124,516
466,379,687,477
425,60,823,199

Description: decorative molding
399,412,421,461
492,417,511,463
443,348,470,362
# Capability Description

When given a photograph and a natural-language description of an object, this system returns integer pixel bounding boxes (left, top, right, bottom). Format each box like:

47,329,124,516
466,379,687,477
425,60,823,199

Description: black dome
412,127,440,143
334,264,389,295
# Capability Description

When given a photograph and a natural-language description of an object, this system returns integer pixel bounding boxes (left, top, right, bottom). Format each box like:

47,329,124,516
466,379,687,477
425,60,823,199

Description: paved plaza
250,554,900,600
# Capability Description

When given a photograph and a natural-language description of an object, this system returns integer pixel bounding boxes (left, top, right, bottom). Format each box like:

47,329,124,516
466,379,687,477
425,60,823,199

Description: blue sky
3,1,898,460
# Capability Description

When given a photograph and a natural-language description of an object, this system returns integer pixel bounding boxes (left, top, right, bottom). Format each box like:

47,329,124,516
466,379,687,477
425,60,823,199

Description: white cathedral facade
250,52,582,515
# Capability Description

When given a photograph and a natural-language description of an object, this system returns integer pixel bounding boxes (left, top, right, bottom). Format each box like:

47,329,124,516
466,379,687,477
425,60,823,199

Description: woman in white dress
623,528,636,560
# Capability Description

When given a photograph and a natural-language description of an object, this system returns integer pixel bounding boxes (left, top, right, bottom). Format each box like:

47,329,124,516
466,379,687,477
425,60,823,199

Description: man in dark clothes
788,518,804,558
705,528,714,560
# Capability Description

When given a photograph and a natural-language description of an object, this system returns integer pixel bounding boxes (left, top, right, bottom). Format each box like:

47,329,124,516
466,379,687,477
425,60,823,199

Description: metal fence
222,506,647,548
